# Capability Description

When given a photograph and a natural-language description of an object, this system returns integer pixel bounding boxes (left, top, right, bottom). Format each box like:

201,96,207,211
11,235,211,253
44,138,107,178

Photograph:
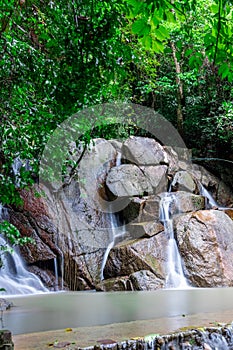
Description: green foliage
125,0,233,80
0,221,34,248
0,0,133,206
0,0,233,212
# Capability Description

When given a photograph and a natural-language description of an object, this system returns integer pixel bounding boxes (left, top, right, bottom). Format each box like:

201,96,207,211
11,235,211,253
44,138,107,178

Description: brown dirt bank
13,309,233,350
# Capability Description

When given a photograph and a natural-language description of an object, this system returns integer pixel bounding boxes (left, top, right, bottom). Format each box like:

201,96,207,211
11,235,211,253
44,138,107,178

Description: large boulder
171,171,197,193
122,136,168,165
129,269,164,290
106,164,153,197
140,165,168,193
127,221,164,239
9,182,112,290
122,196,161,224
175,210,233,287
96,269,164,291
103,234,166,285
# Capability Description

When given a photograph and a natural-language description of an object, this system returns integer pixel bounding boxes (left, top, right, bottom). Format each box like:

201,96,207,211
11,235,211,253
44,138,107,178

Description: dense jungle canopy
0,0,233,207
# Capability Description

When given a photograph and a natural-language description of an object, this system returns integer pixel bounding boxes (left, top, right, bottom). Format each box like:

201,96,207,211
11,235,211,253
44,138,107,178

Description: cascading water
0,204,48,295
199,183,231,211
100,211,118,281
12,156,22,188
199,183,219,208
0,236,48,295
100,152,125,281
159,193,189,289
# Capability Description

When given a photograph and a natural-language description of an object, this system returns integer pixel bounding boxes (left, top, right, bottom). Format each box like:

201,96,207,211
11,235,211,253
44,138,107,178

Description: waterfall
12,156,23,188
0,204,48,295
53,257,59,290
159,193,189,289
0,236,48,295
199,183,230,210
100,202,126,280
199,183,219,208
100,151,125,281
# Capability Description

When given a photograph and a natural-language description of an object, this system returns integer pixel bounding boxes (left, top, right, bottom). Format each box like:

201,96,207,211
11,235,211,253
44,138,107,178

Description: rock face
175,210,233,287
7,136,233,291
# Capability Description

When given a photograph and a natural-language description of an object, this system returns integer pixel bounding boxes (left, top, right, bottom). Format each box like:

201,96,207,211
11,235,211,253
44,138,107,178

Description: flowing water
0,204,48,295
0,236,48,295
199,183,219,208
159,193,189,289
100,152,126,280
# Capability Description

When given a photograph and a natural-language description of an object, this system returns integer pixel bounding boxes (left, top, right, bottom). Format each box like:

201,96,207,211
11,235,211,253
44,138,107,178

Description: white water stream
100,152,126,280
199,183,219,208
159,193,189,289
0,204,48,295
0,236,48,295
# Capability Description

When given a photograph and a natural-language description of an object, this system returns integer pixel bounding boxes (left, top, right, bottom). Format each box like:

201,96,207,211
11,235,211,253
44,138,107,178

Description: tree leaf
132,18,148,36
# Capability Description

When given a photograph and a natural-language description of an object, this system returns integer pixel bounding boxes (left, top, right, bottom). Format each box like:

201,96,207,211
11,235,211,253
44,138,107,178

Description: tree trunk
170,41,185,137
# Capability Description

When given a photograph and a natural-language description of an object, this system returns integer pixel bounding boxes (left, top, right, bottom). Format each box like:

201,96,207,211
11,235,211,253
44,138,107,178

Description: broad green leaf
142,35,152,49
218,63,229,79
152,39,164,52
158,25,169,38
132,18,148,36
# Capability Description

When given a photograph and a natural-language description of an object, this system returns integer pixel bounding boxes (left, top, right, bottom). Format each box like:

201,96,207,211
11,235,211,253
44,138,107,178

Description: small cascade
0,203,48,295
201,331,229,350
12,156,23,188
53,257,59,290
0,236,48,295
100,151,126,281
159,193,189,289
59,252,64,290
12,156,32,188
141,325,233,350
199,183,219,208
100,205,126,280
199,183,230,211
116,151,122,167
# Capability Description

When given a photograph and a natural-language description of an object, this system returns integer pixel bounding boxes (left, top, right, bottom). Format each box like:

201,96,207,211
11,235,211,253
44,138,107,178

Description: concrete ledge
0,330,14,350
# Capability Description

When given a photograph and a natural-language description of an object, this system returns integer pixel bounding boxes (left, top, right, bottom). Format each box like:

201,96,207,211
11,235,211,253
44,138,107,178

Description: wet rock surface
7,136,233,291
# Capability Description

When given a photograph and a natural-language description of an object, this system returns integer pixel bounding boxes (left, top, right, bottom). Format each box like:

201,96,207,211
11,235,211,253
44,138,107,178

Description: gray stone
122,195,161,224
173,147,192,161
104,234,167,282
127,221,164,239
163,146,180,174
78,138,118,209
106,164,153,197
122,136,167,165
140,165,168,193
171,171,197,192
175,210,233,287
129,270,164,290
96,276,131,291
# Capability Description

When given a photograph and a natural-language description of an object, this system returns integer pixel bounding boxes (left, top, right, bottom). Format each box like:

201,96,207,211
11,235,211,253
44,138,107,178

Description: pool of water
3,287,233,335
